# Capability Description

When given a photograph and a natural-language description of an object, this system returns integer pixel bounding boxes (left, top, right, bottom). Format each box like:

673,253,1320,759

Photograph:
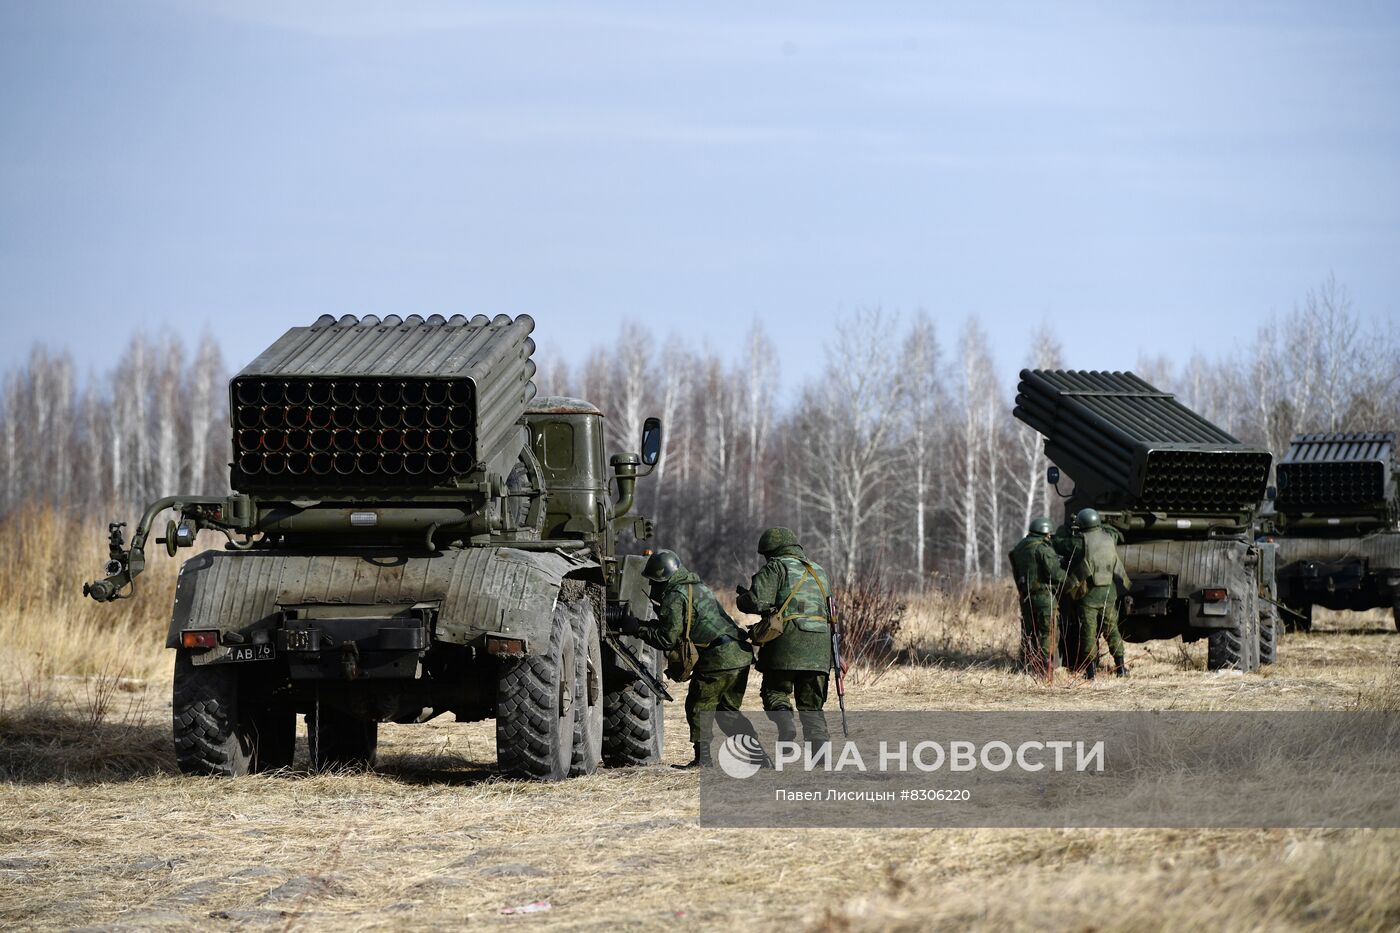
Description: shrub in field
0,666,168,782
832,570,906,685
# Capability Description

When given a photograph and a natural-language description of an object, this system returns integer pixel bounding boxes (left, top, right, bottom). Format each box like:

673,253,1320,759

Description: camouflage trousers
686,666,753,745
1077,588,1125,664
760,670,830,744
1019,593,1059,672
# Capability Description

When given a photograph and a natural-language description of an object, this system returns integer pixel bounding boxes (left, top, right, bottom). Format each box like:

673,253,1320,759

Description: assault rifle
828,595,849,737
604,631,674,702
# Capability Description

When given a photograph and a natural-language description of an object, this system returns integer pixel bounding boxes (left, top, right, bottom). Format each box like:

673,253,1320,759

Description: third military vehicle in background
1268,432,1400,632
1015,370,1278,672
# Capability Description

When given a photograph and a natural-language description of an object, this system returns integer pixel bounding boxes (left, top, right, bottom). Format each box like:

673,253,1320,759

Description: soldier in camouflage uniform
736,527,834,748
617,549,755,770
1099,522,1129,674
1065,509,1131,679
1051,521,1083,667
1007,517,1066,674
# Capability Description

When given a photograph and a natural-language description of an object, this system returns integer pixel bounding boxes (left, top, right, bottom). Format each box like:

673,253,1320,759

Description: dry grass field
3,512,1399,931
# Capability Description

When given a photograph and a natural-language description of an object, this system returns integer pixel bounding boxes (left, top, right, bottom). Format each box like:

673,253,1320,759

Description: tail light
181,630,220,649
1201,588,1228,603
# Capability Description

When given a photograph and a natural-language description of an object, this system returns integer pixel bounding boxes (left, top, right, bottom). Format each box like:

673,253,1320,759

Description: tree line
3,277,1397,588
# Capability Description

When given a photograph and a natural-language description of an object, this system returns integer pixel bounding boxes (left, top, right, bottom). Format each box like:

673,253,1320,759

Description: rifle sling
773,560,832,627
684,584,745,650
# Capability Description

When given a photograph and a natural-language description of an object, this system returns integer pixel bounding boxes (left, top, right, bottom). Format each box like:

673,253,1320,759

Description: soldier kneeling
615,549,757,769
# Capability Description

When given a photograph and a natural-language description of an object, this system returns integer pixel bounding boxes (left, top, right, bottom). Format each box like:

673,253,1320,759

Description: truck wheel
1207,625,1246,671
602,644,665,767
172,650,254,777
1208,605,1259,672
1251,598,1262,669
307,710,379,771
569,595,604,777
1258,611,1278,666
496,613,576,781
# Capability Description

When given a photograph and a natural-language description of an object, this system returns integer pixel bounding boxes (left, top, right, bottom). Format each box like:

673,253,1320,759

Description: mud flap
167,547,600,657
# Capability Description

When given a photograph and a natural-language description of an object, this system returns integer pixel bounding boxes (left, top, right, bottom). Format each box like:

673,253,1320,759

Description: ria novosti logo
716,736,1106,779
717,734,768,779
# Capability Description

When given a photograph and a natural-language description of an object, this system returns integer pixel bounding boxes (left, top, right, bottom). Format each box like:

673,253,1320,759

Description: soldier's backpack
749,561,829,645
663,584,701,682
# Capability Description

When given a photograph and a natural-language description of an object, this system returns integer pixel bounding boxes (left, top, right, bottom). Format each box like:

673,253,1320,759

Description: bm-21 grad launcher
1266,432,1400,632
85,314,667,780
1015,370,1278,671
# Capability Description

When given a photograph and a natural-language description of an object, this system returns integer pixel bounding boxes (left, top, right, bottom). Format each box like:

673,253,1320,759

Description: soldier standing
736,527,834,748
1007,517,1066,674
1066,508,1131,679
616,549,755,770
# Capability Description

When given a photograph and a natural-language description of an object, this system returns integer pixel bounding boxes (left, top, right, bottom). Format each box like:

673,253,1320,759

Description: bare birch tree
1009,323,1063,527
188,334,224,494
897,311,944,586
956,321,995,579
787,309,906,582
741,321,778,524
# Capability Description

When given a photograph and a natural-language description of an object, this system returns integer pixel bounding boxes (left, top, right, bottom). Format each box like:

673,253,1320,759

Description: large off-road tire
1258,610,1278,666
601,643,665,767
1207,625,1247,671
306,710,379,771
1207,602,1259,672
173,650,270,777
569,590,604,777
496,612,576,781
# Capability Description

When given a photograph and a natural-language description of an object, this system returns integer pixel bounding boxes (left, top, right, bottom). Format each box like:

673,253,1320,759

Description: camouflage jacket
1068,526,1130,600
1008,534,1066,598
635,569,752,673
736,546,834,673
1053,522,1122,565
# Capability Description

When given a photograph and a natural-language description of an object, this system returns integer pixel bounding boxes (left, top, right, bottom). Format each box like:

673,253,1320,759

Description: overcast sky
1,1,1396,386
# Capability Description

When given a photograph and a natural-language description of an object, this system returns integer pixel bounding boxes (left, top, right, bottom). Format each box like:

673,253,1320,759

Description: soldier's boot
673,743,713,770
1084,661,1097,681
1114,655,1128,678
772,711,799,746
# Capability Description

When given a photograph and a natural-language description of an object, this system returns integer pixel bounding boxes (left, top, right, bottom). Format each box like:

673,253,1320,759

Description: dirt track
2,612,1399,931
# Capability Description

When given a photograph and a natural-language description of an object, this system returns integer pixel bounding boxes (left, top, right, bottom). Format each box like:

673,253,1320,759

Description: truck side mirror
1266,485,1278,501
640,417,663,467
1046,466,1060,485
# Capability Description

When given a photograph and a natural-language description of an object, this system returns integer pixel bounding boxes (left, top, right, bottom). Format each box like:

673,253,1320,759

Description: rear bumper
183,611,433,679
279,615,430,679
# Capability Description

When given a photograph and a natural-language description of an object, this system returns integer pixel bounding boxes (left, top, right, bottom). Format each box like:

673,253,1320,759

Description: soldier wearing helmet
1064,508,1131,679
1007,516,1066,674
615,549,754,769
736,527,835,749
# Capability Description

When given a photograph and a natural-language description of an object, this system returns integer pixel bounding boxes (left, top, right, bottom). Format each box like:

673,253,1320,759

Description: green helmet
1028,517,1053,536
642,549,681,582
757,526,798,556
1075,508,1102,530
